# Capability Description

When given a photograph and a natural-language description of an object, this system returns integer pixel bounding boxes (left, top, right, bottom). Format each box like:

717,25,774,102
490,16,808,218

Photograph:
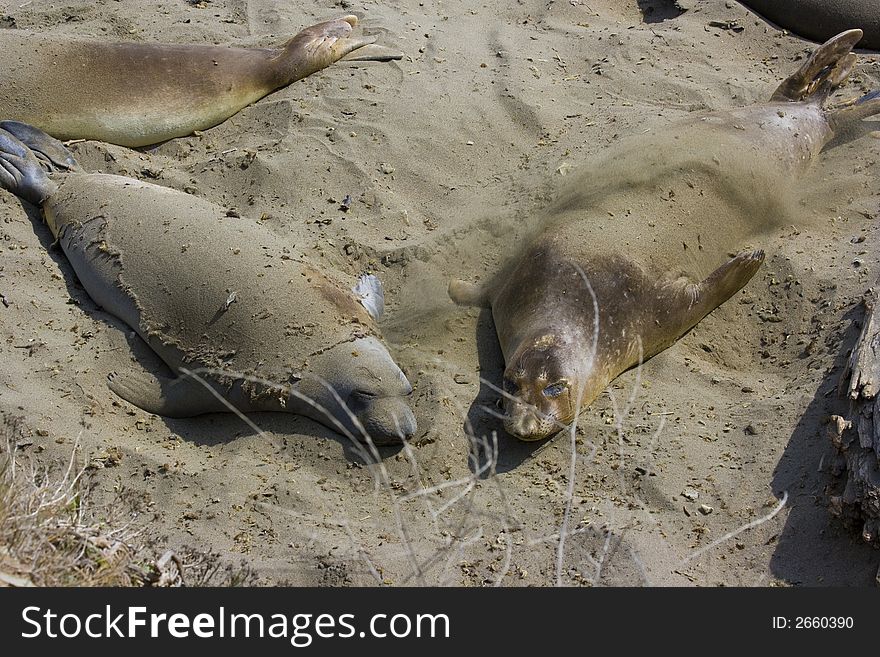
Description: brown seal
0,15,398,147
450,29,880,441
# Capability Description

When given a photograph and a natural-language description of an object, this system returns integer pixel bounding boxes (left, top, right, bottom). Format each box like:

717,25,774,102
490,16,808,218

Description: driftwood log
830,289,880,545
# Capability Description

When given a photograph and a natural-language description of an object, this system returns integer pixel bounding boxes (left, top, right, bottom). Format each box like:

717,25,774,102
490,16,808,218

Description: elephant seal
450,29,880,441
0,15,398,148
0,121,415,444
738,1,880,50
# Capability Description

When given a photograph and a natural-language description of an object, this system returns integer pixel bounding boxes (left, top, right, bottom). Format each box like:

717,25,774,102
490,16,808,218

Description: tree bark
830,288,880,545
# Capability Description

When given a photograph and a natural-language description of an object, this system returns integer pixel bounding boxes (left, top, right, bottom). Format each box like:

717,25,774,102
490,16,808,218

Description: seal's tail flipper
0,121,80,172
771,29,862,103
353,273,385,320
0,125,58,206
282,16,378,82
828,90,880,132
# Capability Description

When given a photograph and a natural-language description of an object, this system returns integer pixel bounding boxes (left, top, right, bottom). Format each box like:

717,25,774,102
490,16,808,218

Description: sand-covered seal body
451,30,880,441
0,16,388,147
0,123,415,443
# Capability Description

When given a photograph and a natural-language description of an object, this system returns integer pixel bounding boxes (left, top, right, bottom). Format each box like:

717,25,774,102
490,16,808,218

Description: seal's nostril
402,409,418,439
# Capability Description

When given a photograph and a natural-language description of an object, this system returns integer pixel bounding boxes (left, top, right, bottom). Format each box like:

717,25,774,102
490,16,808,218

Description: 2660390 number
795,617,853,629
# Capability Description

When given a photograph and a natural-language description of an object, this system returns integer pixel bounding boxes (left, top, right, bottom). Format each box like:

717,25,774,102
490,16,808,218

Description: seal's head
297,336,416,445
501,331,592,441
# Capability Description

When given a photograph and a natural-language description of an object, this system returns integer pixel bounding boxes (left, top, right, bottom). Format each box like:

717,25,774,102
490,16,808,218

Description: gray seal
0,122,416,444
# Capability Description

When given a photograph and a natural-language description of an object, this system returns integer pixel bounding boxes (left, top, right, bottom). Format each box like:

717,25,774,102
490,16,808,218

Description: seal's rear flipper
771,29,862,103
107,370,230,417
0,121,80,172
282,15,378,82
0,126,57,206
828,90,880,132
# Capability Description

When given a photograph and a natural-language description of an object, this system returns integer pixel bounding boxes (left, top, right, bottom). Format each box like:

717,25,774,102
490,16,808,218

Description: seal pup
450,29,880,441
0,121,416,444
738,1,880,50
0,15,399,148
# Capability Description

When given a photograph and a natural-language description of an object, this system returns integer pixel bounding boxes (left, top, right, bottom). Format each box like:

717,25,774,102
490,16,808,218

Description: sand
1,0,878,586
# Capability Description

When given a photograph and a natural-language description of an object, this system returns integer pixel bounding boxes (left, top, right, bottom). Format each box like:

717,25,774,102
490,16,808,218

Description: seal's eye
347,389,377,413
503,378,519,394
542,382,567,398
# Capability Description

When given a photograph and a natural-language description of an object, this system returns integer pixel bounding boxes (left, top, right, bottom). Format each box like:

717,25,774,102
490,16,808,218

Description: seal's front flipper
687,249,765,320
107,370,230,417
448,279,490,308
353,273,385,319
650,249,764,356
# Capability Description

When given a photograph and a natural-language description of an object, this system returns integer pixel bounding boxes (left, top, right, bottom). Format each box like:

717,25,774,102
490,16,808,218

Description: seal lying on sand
0,122,416,444
0,15,398,148
738,1,880,50
450,29,880,441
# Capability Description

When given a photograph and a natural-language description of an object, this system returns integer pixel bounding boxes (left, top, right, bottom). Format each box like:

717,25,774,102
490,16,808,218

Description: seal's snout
391,404,418,441
502,384,563,441
306,336,416,443
400,372,414,396
501,340,577,441
353,396,417,445
503,407,557,442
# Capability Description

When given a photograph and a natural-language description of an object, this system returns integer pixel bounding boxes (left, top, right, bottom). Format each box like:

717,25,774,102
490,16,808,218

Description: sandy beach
1,0,878,586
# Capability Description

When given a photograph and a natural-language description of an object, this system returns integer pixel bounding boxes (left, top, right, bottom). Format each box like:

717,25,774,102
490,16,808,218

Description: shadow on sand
769,302,878,585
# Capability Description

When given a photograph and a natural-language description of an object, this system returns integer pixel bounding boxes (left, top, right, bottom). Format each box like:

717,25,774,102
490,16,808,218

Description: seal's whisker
477,404,511,422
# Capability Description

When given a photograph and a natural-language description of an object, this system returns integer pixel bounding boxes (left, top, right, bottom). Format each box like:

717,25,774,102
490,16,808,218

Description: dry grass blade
0,414,144,586
678,491,789,567
555,264,600,587
0,414,256,587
